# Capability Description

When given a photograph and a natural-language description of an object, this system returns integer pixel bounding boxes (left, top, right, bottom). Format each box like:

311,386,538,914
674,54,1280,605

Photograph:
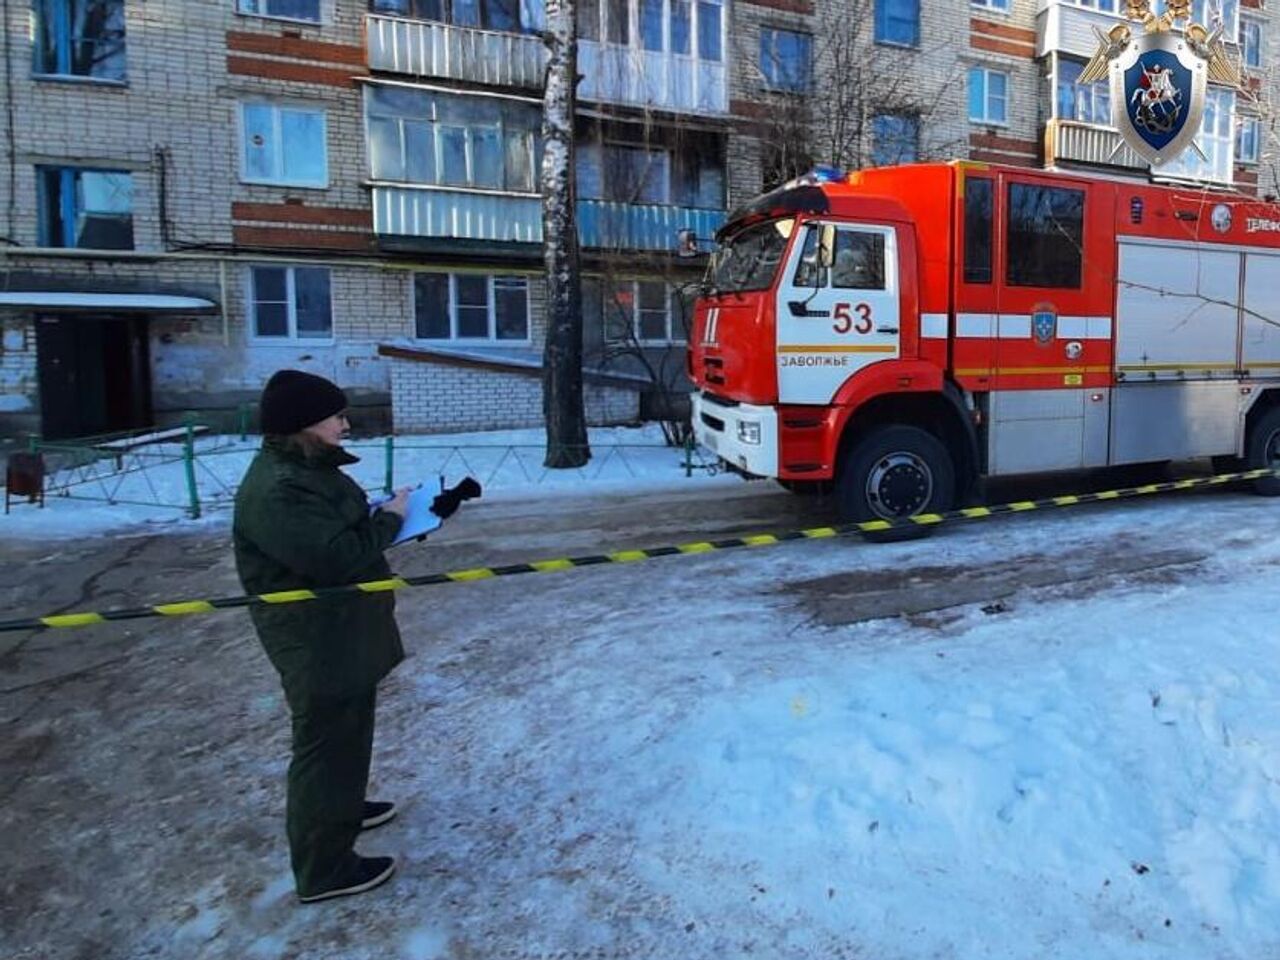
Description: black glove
430,476,482,520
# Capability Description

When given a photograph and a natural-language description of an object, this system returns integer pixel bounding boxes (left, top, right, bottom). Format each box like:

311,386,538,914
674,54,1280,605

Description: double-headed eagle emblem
1078,0,1245,166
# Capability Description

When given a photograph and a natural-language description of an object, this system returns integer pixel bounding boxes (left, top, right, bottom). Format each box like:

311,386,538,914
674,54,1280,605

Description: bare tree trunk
541,0,590,468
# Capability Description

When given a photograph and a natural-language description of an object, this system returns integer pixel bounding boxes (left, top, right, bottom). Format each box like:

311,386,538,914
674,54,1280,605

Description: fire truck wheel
1246,406,1280,497
837,425,956,542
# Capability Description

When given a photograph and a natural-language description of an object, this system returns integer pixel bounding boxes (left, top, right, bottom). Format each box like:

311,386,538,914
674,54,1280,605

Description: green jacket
233,438,405,702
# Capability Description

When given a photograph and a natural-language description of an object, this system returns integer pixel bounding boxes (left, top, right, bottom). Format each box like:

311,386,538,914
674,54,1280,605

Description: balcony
366,14,545,89
1037,1,1121,59
371,184,725,252
1044,119,1144,171
365,13,728,116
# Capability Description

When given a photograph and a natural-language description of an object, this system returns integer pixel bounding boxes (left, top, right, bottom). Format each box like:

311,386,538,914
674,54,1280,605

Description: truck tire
837,425,956,542
1246,406,1280,497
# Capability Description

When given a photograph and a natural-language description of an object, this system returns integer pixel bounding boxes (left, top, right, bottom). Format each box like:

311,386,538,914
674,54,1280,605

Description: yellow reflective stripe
1096,490,1120,500
41,612,105,628
742,534,779,546
1008,501,1037,511
446,568,496,581
531,559,576,572
961,506,991,518
801,527,838,538
153,601,216,616
1052,495,1079,506
910,513,944,525
676,542,716,554
1136,484,1160,495
1174,480,1197,489
1208,475,1233,484
858,520,893,532
608,550,648,563
260,589,318,604
356,578,408,593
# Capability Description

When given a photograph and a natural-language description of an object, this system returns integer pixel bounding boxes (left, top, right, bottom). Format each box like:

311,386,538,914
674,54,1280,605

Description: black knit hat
259,370,348,435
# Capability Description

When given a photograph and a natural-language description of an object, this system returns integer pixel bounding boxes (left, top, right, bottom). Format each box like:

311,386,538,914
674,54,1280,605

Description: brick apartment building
0,0,1275,439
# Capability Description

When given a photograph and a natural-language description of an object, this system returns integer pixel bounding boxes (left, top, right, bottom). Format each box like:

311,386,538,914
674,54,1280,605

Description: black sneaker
298,856,396,903
361,801,396,830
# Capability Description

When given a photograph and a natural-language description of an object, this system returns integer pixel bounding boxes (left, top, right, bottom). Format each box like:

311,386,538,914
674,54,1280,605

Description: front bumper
691,392,779,478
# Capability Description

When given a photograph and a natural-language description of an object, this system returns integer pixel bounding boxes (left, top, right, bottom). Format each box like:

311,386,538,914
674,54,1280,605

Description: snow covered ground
2,427,1280,960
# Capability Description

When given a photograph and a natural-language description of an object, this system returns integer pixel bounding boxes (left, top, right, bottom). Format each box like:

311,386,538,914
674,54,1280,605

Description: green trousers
285,687,377,896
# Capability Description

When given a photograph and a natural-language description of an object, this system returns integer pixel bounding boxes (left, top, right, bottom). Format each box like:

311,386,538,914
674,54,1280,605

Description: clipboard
369,477,444,545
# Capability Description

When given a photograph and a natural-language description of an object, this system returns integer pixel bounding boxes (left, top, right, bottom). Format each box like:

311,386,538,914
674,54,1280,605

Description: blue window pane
440,126,469,185
414,274,451,339
369,116,405,181
968,68,985,120
697,0,721,60
242,104,276,180
453,0,481,26
641,0,663,51
280,109,326,185
294,268,332,338
35,0,127,80
405,121,436,183
471,127,502,188
876,0,919,46
671,0,691,54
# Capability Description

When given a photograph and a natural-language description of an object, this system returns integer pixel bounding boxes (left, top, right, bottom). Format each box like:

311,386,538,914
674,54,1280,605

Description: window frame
603,279,686,345
874,0,920,48
1240,16,1262,70
968,66,1009,126
411,272,532,343
1005,181,1086,290
247,265,335,342
970,0,1009,10
31,0,128,84
870,113,920,167
236,0,323,25
36,165,134,250
1056,56,1111,125
759,25,813,93
239,101,330,189
1236,116,1260,165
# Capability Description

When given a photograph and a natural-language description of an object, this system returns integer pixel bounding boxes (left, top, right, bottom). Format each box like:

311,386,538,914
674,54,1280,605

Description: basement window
37,167,133,250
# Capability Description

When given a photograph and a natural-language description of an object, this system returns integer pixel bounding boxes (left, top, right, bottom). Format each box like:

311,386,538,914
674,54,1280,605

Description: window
875,0,919,47
366,86,539,192
32,0,126,81
832,231,886,290
249,266,332,340
759,27,811,92
38,167,133,249
1241,17,1262,69
698,0,722,60
1236,116,1259,165
1181,0,1238,36
1159,88,1234,183
1006,183,1084,288
971,0,1009,9
241,103,328,187
604,280,684,343
870,114,919,166
963,177,993,284
968,66,1008,125
1068,0,1115,11
237,0,321,22
413,273,529,341
1056,58,1110,125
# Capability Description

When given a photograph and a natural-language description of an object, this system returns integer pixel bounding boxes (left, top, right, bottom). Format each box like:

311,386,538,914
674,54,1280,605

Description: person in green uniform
233,369,479,903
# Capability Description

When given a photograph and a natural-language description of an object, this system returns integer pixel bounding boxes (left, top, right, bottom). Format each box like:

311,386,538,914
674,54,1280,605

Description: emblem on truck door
1032,306,1058,345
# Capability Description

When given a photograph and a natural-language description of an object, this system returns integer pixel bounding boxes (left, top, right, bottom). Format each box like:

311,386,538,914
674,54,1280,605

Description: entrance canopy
0,292,216,312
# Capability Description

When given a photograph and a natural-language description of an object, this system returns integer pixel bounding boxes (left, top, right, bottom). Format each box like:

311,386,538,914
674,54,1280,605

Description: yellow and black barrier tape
2,467,1277,634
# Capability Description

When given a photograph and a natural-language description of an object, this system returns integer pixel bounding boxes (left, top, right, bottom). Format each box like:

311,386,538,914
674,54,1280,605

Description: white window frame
247,265,334,343
411,273,532,343
1068,0,1116,11
239,102,329,188
968,66,1009,126
971,0,1010,11
1236,116,1260,165
236,0,323,25
1240,16,1263,69
604,279,686,345
1158,87,1235,183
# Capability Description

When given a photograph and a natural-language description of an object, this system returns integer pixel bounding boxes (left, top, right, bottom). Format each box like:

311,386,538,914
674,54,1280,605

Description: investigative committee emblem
1077,0,1243,168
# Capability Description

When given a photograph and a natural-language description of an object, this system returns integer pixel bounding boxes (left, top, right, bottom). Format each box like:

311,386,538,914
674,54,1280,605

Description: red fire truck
688,161,1280,534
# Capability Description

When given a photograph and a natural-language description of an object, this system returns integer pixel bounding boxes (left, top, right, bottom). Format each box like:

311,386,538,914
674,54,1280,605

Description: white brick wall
389,356,640,433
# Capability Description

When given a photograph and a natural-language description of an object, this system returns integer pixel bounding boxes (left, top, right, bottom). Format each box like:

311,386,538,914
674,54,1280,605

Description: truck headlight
737,421,762,445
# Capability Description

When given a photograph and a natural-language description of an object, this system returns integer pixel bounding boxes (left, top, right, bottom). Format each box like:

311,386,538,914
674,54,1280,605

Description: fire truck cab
688,162,1280,533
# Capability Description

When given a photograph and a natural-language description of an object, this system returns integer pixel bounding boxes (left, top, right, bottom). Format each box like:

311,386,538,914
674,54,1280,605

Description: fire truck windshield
707,218,795,294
